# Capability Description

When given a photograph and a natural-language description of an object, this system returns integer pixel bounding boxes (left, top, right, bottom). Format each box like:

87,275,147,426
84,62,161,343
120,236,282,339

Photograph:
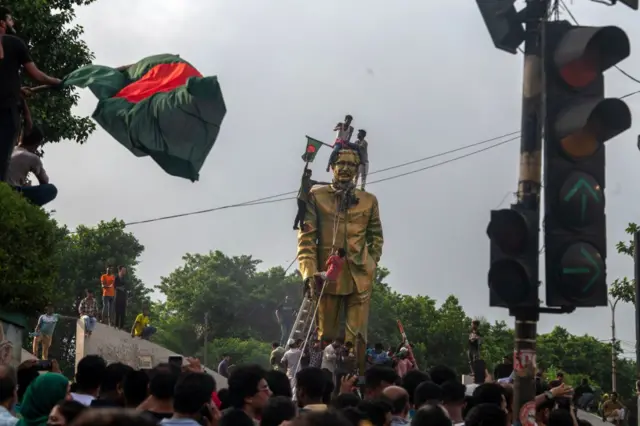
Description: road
578,410,609,426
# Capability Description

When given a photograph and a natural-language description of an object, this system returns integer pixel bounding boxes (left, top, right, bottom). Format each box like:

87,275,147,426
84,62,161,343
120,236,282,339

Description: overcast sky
41,0,640,354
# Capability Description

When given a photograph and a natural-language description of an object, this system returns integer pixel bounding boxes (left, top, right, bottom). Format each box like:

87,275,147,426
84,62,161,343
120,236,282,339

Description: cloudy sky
42,0,640,353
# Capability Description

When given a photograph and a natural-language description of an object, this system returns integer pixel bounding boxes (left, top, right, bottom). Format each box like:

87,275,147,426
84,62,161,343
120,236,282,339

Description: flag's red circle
306,146,316,153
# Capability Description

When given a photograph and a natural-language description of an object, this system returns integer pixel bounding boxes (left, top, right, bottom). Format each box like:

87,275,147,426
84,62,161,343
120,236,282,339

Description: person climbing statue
326,115,358,172
353,129,368,190
313,248,346,295
275,296,295,347
294,167,327,231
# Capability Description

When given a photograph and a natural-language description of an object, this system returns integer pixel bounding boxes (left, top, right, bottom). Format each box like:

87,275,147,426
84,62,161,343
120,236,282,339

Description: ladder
287,295,317,345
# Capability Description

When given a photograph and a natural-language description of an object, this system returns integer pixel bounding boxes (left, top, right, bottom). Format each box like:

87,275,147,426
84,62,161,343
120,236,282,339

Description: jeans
114,290,126,329
13,184,58,206
141,326,157,340
0,106,19,182
82,316,97,333
102,296,114,323
355,163,369,189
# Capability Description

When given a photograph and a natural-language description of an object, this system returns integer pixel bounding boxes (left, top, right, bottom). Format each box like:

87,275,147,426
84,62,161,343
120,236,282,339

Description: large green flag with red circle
62,54,226,181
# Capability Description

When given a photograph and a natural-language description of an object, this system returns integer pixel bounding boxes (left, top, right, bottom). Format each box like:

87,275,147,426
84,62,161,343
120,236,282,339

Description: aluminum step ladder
286,295,317,346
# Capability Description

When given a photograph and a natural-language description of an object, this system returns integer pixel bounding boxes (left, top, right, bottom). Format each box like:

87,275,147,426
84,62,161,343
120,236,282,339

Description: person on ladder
313,248,346,294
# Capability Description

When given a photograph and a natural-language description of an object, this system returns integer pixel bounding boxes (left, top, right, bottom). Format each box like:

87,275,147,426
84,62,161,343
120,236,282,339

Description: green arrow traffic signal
561,245,601,293
562,178,601,223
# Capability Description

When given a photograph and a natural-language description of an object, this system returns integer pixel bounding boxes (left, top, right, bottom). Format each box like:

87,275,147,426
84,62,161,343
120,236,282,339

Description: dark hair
260,396,297,426
265,370,292,398
0,7,10,20
272,342,280,349
85,288,94,294
428,365,457,386
71,408,158,426
387,392,409,415
358,399,393,426
123,370,149,408
149,367,179,400
0,367,16,404
76,355,107,391
345,115,353,121
332,392,361,410
337,248,346,257
321,369,334,404
101,362,133,393
292,410,352,426
227,365,266,408
365,366,399,391
359,129,367,137
296,367,325,400
401,370,431,407
414,381,443,408
55,399,87,424
22,127,44,147
341,407,367,426
222,353,229,358
472,383,505,407
464,403,507,426
441,380,466,404
411,404,452,426
548,408,574,426
217,388,230,410
173,372,216,415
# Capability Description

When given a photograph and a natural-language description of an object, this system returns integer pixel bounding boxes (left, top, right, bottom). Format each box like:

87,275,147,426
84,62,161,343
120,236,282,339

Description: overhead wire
120,132,521,227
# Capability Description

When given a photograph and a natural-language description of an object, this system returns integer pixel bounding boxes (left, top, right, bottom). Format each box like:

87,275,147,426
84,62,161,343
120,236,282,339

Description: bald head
383,386,410,416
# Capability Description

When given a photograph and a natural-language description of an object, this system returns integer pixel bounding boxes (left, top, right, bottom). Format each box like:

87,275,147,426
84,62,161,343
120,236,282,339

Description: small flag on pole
301,136,324,163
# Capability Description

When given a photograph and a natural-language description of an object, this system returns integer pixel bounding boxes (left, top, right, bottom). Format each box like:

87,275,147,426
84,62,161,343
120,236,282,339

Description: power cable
120,133,520,227
559,0,640,85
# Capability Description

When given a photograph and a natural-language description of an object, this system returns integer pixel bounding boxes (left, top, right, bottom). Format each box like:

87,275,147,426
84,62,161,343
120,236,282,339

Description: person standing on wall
113,265,128,330
100,266,116,326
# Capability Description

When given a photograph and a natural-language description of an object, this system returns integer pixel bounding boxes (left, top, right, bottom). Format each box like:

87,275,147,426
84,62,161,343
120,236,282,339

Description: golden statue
297,148,383,372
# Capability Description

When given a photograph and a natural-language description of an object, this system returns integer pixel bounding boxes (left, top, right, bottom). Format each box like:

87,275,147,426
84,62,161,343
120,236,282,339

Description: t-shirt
325,255,345,281
335,123,354,143
321,344,337,372
101,274,115,297
396,358,412,377
355,139,368,164
0,35,32,109
133,314,150,336
37,314,59,335
282,348,302,378
7,147,47,187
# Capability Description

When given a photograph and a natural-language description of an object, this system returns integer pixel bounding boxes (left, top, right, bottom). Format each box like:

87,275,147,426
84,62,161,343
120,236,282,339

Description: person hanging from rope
313,248,346,294
353,129,369,190
326,114,359,172
294,166,328,231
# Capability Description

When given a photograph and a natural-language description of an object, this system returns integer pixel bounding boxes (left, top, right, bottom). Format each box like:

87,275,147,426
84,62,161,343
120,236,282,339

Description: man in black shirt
114,266,128,330
275,296,295,346
493,355,513,380
0,6,62,181
293,167,327,231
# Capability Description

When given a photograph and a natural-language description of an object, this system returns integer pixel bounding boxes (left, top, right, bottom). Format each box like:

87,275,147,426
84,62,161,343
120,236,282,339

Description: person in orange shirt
100,266,116,326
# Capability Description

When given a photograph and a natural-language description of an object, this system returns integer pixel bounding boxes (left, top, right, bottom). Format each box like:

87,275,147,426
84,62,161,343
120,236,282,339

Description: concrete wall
75,320,227,388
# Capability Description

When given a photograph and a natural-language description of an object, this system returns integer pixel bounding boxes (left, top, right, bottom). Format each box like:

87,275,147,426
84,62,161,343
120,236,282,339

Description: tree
8,0,96,144
610,222,638,305
0,183,64,316
47,220,150,373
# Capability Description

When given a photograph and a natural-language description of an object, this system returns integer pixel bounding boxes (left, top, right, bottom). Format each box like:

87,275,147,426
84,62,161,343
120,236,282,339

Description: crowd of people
0,350,603,426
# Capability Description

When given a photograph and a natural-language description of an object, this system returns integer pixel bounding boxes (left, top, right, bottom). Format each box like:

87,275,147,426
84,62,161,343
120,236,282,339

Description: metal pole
612,303,617,391
633,231,640,421
513,0,547,418
204,312,209,367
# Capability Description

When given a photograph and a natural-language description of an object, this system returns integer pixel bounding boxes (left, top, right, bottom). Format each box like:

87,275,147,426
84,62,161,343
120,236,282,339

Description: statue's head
331,149,360,184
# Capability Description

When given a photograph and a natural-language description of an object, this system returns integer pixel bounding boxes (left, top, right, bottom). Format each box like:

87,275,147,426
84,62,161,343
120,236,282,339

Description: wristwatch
544,390,554,400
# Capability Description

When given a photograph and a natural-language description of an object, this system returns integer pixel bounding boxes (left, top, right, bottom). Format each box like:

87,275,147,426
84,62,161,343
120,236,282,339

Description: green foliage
0,183,63,315
7,0,97,144
44,220,151,371
152,249,636,399
610,223,638,304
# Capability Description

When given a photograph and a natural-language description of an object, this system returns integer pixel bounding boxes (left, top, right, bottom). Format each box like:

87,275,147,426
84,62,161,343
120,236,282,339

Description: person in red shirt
313,248,346,294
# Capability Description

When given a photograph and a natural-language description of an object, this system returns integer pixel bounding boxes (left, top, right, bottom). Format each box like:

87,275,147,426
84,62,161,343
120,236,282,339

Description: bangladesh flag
301,136,324,163
62,54,226,181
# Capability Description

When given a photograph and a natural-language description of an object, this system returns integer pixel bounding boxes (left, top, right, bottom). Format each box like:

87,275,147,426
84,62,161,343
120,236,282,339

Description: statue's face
332,150,360,184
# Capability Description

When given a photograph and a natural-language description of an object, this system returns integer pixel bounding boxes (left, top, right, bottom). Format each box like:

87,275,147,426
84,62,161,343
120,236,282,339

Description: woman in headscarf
17,373,70,426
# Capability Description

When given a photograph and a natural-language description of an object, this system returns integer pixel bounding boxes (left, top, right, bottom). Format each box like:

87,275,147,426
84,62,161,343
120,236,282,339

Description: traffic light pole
512,0,548,420
634,231,640,421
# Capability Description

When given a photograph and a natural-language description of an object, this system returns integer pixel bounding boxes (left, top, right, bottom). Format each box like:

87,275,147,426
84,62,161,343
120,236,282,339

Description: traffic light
544,21,632,307
487,204,539,308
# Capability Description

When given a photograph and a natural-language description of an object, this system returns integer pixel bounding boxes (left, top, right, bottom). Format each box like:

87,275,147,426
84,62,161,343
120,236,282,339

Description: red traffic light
487,209,529,255
554,26,630,88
